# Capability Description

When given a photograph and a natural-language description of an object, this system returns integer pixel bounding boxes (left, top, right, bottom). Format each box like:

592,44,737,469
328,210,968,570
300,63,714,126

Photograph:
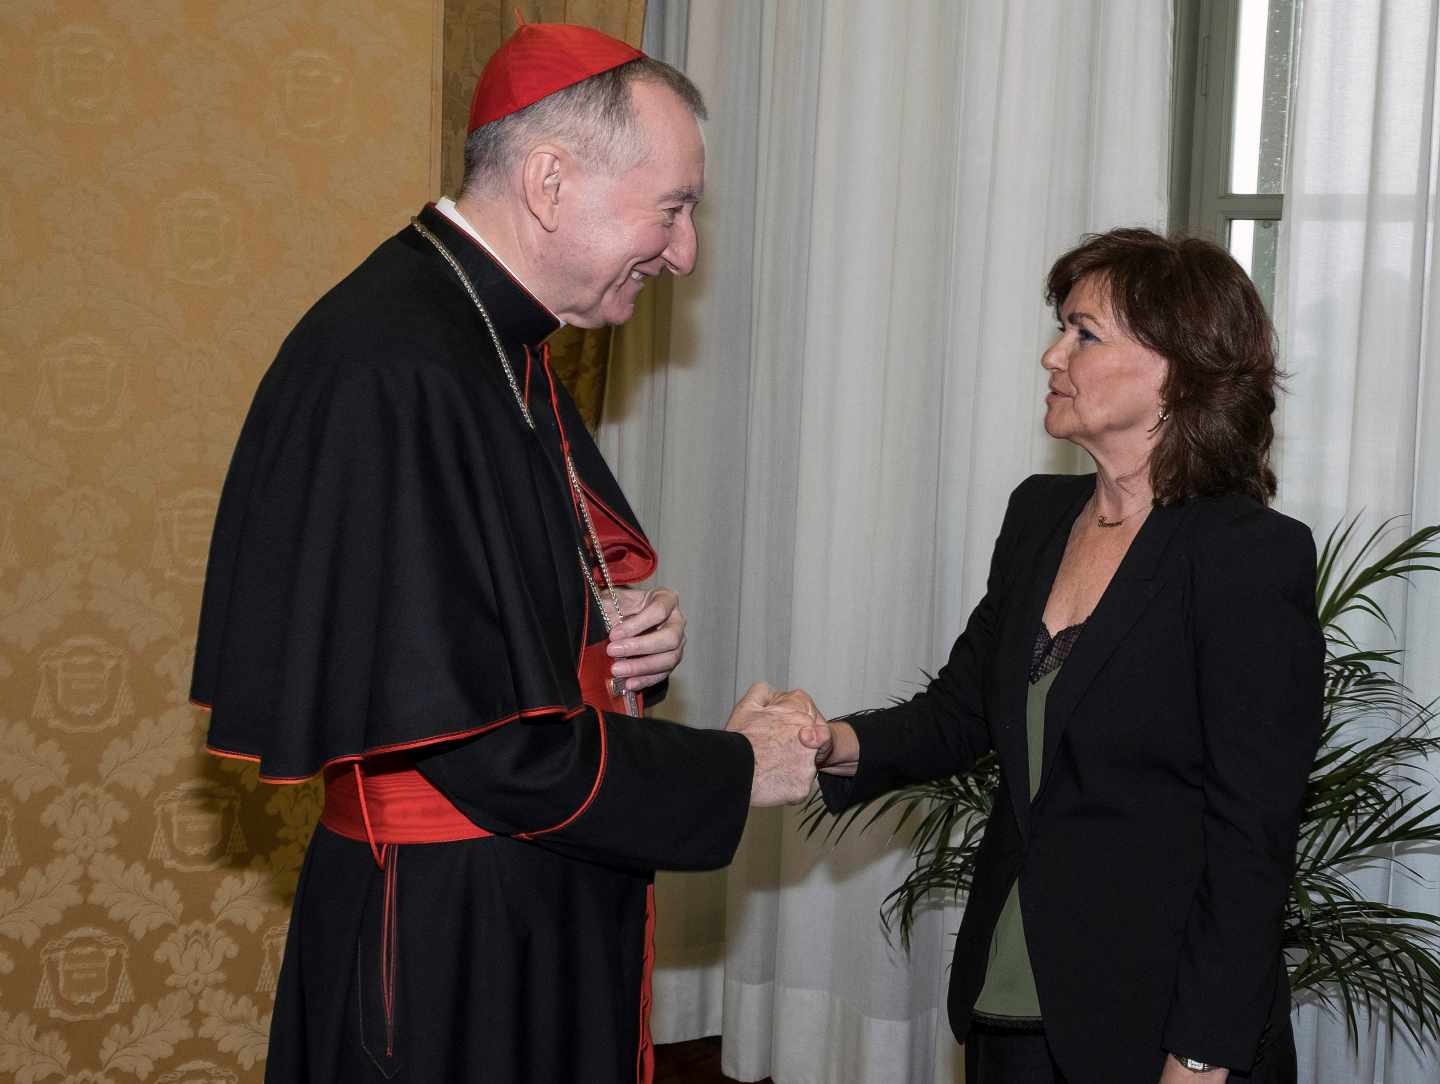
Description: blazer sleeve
1162,508,1324,1070
818,477,1034,811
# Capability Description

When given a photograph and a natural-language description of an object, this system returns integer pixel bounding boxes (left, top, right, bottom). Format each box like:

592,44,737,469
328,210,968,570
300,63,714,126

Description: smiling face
550,80,704,327
1041,274,1169,460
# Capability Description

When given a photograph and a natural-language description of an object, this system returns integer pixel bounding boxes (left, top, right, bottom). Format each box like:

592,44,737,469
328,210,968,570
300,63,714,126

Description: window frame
1169,0,1288,240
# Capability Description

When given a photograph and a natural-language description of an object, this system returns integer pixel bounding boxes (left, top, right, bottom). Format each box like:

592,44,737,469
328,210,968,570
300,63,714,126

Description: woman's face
1041,274,1169,459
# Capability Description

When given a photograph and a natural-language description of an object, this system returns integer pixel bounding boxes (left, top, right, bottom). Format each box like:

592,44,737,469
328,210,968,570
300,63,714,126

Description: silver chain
410,218,639,714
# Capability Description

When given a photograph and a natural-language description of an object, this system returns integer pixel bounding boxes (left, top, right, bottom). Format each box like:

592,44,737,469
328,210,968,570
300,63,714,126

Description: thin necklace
1093,493,1150,529
410,217,639,716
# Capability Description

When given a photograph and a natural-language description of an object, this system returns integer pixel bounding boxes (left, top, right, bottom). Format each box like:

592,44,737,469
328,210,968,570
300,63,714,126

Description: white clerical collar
434,197,565,327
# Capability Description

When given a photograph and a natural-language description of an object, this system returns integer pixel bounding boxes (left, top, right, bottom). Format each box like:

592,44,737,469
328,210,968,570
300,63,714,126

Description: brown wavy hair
1045,227,1278,505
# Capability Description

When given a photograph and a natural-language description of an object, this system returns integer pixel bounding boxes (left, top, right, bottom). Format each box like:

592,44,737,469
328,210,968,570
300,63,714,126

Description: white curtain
1275,2,1440,1081
602,1,1172,1080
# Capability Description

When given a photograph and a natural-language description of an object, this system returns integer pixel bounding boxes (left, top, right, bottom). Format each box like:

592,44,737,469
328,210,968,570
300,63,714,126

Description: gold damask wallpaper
1,1,647,1079
0,1,438,1080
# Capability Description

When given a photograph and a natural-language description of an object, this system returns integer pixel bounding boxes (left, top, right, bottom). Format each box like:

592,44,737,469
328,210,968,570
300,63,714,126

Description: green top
971,664,1058,1018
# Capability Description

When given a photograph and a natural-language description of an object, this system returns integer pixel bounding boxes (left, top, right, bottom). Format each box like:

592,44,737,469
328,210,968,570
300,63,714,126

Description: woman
801,228,1322,1083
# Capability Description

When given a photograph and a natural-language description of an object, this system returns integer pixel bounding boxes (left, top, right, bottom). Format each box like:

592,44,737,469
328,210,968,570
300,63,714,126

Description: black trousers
963,1013,1298,1084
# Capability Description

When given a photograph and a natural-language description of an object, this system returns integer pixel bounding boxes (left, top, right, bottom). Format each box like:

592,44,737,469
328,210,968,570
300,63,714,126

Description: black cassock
192,204,753,1083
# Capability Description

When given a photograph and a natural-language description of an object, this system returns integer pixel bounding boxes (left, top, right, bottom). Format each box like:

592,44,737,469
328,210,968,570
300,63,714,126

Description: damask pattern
0,1,436,1079
2,2,645,1078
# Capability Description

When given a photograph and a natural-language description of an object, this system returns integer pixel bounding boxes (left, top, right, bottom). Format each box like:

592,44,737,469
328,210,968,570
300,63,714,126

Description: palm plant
803,517,1440,1048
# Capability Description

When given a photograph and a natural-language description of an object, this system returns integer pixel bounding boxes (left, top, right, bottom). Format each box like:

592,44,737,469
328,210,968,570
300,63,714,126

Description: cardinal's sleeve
413,706,753,873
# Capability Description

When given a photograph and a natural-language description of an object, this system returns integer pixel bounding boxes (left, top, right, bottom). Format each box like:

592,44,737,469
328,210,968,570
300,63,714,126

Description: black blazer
820,474,1323,1084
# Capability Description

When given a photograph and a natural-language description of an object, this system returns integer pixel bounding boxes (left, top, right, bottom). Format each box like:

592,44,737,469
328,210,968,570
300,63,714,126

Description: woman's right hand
799,719,860,777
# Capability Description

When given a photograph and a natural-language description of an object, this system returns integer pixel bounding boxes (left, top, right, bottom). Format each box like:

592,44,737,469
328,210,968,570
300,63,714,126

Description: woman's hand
798,718,860,776
605,587,686,692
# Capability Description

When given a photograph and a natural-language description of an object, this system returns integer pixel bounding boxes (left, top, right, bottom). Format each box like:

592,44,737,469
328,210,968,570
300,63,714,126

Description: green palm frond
807,517,1440,1050
1285,895,1440,1049
1316,517,1440,634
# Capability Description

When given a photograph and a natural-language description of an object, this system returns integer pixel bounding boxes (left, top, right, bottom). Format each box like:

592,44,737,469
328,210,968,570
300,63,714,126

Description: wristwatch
1172,1053,1216,1072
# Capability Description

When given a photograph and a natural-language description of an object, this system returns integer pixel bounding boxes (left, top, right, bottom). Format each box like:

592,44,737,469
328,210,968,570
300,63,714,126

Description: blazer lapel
995,478,1092,838
1037,500,1191,795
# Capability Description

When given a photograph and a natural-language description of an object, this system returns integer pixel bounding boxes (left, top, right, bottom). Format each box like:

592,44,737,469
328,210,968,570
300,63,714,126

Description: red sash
320,641,634,848
320,754,491,844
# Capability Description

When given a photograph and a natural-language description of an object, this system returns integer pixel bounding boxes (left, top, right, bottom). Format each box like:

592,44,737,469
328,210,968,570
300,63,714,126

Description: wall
0,1,438,1079
0,2,654,1076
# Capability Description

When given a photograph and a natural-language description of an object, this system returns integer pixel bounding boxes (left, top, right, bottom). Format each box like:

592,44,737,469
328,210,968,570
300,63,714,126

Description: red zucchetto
467,20,645,133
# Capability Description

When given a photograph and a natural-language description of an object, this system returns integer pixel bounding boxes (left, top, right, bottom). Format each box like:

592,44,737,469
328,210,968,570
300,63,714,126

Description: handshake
723,683,858,806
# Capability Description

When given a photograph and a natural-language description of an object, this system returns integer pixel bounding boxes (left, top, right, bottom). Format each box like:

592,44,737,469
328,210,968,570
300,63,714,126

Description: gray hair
460,57,706,199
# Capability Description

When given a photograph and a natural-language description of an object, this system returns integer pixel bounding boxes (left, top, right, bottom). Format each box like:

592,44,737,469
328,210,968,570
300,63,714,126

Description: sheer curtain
1275,2,1440,1081
601,2,1172,1080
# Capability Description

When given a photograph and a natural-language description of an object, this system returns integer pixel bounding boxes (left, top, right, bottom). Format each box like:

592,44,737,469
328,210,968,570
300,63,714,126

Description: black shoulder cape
192,205,656,781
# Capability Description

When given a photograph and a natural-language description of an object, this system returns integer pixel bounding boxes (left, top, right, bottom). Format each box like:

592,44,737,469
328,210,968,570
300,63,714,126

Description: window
1170,0,1299,311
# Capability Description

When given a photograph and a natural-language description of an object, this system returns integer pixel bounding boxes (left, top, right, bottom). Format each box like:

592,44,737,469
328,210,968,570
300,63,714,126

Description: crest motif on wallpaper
151,492,218,586
35,927,134,1022
33,636,134,734
35,26,126,125
150,783,248,873
34,337,133,435
157,193,241,288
